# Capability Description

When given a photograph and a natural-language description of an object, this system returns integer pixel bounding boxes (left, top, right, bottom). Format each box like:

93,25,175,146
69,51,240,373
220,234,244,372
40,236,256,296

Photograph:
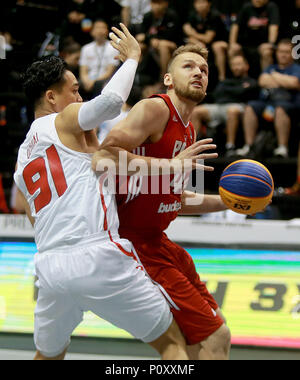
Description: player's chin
187,88,206,103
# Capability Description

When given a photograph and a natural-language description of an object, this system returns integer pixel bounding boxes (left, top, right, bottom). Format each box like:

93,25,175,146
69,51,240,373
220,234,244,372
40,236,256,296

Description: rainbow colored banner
0,242,299,348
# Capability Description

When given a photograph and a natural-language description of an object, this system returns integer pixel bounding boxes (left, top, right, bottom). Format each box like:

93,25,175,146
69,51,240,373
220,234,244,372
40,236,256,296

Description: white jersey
14,113,119,253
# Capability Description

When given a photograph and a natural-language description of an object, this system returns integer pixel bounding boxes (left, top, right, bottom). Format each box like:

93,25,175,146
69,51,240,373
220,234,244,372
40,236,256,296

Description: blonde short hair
168,44,209,71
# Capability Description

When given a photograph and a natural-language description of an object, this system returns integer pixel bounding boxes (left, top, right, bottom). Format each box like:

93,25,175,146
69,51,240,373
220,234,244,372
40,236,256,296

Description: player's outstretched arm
92,98,218,175
92,98,167,174
56,24,141,135
179,191,228,215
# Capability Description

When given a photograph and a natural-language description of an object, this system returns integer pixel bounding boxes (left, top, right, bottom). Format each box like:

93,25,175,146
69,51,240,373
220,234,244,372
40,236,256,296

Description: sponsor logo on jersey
27,132,39,159
158,201,181,214
172,140,186,158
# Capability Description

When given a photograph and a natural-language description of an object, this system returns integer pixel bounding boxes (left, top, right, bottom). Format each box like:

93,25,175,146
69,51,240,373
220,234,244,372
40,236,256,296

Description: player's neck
168,92,196,125
35,104,55,119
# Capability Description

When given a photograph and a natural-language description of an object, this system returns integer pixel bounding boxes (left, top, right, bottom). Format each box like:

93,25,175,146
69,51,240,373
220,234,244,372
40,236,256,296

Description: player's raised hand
174,138,218,171
109,23,141,62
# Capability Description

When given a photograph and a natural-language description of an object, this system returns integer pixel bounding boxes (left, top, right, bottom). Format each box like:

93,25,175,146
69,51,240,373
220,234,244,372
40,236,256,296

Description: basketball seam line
220,173,273,190
219,186,273,199
224,159,272,177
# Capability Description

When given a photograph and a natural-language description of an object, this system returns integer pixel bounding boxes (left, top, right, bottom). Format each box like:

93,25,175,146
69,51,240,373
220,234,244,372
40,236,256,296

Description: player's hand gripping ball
219,159,274,215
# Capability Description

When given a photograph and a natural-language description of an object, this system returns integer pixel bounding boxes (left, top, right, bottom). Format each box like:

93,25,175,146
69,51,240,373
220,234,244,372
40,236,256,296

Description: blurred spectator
228,0,280,77
205,1,248,38
137,0,181,80
191,54,258,156
88,0,122,26
133,42,161,98
0,30,30,92
237,39,300,159
212,0,248,15
60,40,82,77
4,0,63,47
117,0,151,35
168,0,194,26
0,32,13,55
59,0,93,46
79,19,119,98
284,142,300,196
183,0,228,81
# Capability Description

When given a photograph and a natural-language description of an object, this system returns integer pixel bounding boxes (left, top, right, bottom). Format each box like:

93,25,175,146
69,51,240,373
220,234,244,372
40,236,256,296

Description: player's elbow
78,92,123,131
101,92,123,121
91,144,118,173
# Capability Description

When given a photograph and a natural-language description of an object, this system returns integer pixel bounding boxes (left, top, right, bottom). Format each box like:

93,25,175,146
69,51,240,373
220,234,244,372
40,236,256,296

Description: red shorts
130,233,224,345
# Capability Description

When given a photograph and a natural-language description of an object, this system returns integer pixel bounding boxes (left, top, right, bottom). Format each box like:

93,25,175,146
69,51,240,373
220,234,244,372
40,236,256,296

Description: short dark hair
60,41,81,55
93,18,109,27
22,56,68,108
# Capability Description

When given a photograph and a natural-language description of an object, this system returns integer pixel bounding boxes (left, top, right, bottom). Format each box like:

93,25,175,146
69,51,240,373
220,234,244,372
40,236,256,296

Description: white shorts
34,234,173,358
205,103,245,128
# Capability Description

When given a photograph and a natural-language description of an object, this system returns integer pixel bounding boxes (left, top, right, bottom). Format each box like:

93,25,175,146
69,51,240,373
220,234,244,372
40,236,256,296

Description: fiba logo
0,35,6,60
292,35,300,60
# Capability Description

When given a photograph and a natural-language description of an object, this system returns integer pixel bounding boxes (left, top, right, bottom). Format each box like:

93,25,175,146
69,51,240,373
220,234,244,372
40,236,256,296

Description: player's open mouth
191,81,203,88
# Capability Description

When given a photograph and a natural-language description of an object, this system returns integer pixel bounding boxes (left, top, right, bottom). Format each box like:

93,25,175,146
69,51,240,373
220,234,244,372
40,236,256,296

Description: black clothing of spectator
213,77,259,104
168,0,194,26
236,1,280,47
64,0,89,14
59,0,93,46
141,8,181,45
4,1,63,46
212,0,248,15
186,7,228,43
88,0,122,26
134,50,160,88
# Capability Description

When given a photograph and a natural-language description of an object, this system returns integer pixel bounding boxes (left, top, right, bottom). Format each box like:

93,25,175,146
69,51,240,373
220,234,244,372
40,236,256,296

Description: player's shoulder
133,97,170,121
137,96,170,111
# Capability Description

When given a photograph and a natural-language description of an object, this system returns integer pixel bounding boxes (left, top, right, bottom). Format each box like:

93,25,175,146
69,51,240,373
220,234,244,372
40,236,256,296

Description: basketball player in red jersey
93,44,231,360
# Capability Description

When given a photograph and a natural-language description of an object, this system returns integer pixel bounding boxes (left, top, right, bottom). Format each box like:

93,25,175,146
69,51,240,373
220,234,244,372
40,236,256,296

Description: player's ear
45,89,56,105
164,72,173,88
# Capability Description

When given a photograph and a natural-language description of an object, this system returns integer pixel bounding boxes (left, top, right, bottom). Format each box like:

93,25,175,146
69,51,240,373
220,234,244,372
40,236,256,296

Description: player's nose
193,67,203,77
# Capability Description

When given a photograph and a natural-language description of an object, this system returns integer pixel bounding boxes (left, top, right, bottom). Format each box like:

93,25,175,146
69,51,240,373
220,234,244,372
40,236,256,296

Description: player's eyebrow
72,82,79,88
182,59,209,70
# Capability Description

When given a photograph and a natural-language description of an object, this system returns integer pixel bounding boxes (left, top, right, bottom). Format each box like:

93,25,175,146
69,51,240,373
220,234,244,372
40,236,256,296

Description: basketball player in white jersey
14,24,188,360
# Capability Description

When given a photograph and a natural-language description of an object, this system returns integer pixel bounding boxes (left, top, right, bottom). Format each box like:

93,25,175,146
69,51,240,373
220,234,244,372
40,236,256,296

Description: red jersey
117,94,196,239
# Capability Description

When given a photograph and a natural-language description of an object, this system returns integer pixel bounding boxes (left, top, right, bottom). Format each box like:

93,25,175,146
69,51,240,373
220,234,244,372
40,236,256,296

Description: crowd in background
0,0,300,213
